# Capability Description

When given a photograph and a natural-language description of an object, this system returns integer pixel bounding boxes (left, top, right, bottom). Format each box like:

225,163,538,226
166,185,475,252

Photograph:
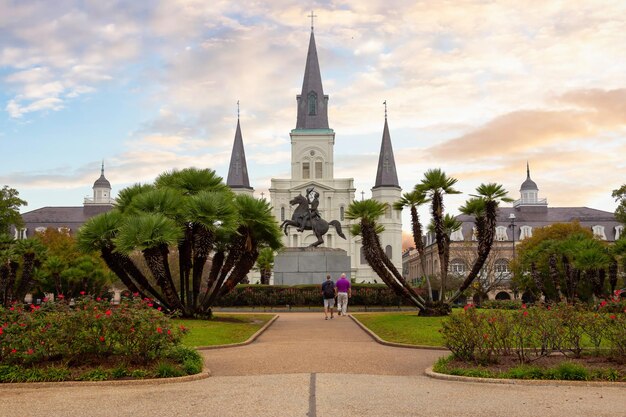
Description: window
360,246,367,264
471,227,478,241
616,225,624,240
449,258,466,274
385,245,392,258
315,161,323,179
519,225,532,240
340,206,344,221
495,226,508,241
280,206,285,221
592,225,606,240
384,204,392,219
450,228,464,241
302,162,310,179
307,92,317,115
495,258,510,274
35,227,47,234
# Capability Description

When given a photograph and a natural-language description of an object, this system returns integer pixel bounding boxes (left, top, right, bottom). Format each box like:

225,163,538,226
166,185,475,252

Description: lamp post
508,212,516,260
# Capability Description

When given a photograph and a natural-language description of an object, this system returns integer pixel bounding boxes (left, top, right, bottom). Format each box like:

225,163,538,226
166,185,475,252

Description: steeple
373,110,400,189
86,161,113,205
226,115,253,191
295,26,329,130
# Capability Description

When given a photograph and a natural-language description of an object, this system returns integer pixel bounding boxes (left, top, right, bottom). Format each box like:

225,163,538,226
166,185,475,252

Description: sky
1,0,625,235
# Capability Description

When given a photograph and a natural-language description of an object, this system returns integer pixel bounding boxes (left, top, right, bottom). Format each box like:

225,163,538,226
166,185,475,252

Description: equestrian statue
280,186,346,247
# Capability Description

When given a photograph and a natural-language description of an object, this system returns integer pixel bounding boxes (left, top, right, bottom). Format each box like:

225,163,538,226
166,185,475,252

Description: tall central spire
373,111,400,189
295,24,329,129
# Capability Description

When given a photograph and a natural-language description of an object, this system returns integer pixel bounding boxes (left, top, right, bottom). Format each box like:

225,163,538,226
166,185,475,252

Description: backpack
323,281,335,298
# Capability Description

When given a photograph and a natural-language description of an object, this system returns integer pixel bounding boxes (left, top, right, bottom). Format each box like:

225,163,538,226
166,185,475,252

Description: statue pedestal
273,247,351,285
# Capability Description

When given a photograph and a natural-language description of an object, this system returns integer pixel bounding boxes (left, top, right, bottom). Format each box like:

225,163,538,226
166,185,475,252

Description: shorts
323,298,335,308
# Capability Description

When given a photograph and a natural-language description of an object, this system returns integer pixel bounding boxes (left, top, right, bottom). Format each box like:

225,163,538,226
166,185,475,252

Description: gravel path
1,312,624,417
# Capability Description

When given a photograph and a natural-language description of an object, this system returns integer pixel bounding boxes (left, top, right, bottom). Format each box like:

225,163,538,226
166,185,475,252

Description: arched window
449,258,466,274
450,228,464,241
307,92,317,115
280,206,285,221
495,258,510,274
360,246,367,264
519,225,532,240
340,206,345,221
495,291,511,300
385,245,392,258
592,225,606,240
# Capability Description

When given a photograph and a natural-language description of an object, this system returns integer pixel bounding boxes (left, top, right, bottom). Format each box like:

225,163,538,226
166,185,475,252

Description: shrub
481,300,523,310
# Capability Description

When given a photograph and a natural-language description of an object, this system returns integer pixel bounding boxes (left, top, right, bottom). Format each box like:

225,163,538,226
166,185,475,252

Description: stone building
13,163,115,239
404,164,622,301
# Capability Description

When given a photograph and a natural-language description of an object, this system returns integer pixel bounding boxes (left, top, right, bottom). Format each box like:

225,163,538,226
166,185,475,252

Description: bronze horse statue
280,194,346,247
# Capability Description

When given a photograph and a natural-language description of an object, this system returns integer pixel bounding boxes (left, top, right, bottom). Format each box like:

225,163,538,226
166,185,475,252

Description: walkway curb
425,366,626,387
0,370,211,390
349,314,448,351
196,314,279,350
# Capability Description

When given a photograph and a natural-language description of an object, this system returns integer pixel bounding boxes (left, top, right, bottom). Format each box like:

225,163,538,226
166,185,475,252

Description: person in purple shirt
335,273,351,316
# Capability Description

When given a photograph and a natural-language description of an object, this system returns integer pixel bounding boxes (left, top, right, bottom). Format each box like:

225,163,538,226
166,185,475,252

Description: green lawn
352,312,447,346
174,314,274,347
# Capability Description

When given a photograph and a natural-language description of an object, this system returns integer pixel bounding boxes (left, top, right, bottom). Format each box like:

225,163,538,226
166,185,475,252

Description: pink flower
547,305,551,311
27,348,33,355
157,307,162,311
80,291,86,295
9,307,14,311
148,303,153,307
133,292,139,297
96,297,101,302
521,303,527,309
58,294,65,299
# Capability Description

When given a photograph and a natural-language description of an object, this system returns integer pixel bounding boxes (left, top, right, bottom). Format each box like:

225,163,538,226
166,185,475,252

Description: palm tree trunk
609,262,618,294
200,250,225,309
191,225,213,310
549,253,562,302
178,225,193,309
143,245,184,312
410,205,433,301
217,248,258,299
14,253,37,303
431,193,448,301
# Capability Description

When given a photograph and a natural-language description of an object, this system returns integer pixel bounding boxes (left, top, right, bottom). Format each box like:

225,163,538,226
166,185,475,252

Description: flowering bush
441,301,626,364
0,296,188,367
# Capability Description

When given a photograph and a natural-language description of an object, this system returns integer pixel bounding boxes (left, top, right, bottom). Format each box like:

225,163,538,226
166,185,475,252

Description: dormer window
520,225,533,240
307,92,317,115
592,225,606,240
495,226,508,241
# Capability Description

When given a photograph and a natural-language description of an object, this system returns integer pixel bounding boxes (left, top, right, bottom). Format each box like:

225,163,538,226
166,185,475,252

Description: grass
174,313,274,347
352,312,447,346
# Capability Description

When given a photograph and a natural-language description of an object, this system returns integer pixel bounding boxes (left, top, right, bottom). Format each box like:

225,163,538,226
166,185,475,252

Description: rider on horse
297,186,320,232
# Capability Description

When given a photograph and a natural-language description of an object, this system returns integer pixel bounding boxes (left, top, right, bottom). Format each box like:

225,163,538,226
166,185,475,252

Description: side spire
226,109,252,190
373,108,400,189
295,20,329,130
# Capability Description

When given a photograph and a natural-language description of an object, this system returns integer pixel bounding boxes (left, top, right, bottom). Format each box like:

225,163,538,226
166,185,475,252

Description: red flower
96,297,101,301
133,292,139,297
600,300,608,308
27,348,33,355
105,310,112,316
10,348,17,354
521,303,527,309
95,314,101,319
0,328,3,335
80,291,86,295
148,303,153,307
130,327,135,333
42,297,48,302
9,307,14,311
58,294,65,299
523,311,529,317
156,327,163,334
610,314,617,320
157,307,162,311
99,336,105,342
547,305,551,311
167,329,171,335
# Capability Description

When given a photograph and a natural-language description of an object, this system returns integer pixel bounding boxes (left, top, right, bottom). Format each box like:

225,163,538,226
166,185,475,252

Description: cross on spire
308,10,317,31
383,100,387,119
237,100,240,119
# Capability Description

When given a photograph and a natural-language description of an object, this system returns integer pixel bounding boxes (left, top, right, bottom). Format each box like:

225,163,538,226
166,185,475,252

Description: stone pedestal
273,247,351,285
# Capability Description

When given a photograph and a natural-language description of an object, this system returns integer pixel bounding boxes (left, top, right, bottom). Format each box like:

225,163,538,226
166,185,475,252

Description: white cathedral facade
225,27,402,283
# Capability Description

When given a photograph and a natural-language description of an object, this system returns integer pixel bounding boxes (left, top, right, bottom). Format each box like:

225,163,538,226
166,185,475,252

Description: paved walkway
1,313,625,417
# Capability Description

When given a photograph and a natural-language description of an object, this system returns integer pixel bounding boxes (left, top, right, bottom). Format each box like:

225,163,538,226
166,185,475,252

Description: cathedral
224,26,403,283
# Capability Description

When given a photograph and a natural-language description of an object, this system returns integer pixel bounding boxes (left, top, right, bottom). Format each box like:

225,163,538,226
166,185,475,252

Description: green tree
513,222,613,302
346,199,427,310
393,190,433,300
78,168,283,317
415,169,461,301
0,186,27,234
612,184,626,225
0,235,47,306
255,248,275,285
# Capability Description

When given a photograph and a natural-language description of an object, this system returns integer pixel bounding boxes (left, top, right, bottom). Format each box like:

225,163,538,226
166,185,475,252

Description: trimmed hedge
216,284,420,307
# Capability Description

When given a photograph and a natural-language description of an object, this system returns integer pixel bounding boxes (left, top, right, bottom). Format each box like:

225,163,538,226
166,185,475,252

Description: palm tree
346,199,426,310
448,183,512,304
12,238,47,303
416,169,461,301
428,214,463,297
393,190,433,300
78,168,282,318
255,248,275,284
